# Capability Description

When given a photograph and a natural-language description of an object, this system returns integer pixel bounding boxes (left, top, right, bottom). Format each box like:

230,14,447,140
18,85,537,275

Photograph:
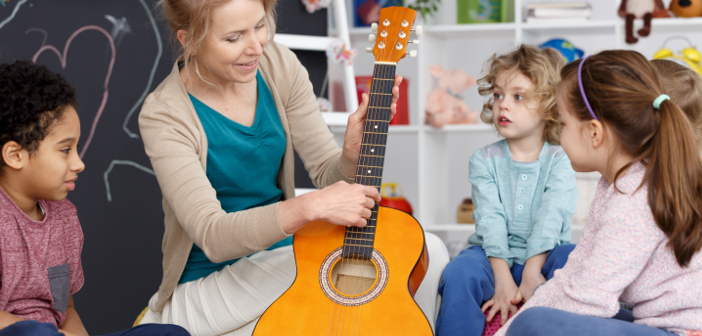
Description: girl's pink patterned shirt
496,163,702,336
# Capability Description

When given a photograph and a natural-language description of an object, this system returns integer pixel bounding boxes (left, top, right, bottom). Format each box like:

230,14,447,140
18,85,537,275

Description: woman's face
193,0,269,85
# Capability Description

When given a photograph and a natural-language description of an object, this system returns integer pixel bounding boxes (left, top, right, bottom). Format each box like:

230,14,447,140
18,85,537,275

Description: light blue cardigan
467,139,577,267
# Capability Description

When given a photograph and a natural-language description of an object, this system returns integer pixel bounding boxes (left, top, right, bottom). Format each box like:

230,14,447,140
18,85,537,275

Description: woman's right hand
311,181,380,227
482,277,519,326
277,181,380,234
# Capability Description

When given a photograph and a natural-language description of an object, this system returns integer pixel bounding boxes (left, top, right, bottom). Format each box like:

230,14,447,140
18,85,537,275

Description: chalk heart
30,25,116,159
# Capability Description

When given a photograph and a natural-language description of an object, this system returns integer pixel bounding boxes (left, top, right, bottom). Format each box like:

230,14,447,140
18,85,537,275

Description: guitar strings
351,22,403,334
329,13,409,334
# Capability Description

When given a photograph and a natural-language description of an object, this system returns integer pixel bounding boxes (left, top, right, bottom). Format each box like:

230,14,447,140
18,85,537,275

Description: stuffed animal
669,0,702,17
425,65,479,129
619,0,667,44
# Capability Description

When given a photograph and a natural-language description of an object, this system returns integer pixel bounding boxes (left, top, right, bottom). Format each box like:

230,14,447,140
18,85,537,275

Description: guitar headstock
367,7,420,64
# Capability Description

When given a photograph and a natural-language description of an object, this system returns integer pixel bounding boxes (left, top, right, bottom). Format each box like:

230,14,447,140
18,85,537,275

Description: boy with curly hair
436,45,578,336
0,60,189,336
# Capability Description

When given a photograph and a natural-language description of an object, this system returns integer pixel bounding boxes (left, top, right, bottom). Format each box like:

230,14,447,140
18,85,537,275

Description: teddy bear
670,0,702,17
619,0,668,44
425,65,479,129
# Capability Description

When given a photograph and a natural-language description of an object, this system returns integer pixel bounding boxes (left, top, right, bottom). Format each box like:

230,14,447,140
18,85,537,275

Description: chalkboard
0,0,326,333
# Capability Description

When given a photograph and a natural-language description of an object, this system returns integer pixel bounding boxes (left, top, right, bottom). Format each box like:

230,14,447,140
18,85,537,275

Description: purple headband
577,55,598,121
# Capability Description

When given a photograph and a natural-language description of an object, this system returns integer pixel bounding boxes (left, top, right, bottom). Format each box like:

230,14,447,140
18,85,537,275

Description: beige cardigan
139,41,354,312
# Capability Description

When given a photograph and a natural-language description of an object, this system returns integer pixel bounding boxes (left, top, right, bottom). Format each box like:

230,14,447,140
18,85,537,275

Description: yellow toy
653,36,702,76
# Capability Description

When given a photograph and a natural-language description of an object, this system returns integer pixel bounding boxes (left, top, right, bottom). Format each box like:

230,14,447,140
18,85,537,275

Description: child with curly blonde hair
436,45,578,336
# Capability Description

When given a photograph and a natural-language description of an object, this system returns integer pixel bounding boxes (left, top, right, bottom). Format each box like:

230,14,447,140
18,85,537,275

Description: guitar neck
344,62,396,259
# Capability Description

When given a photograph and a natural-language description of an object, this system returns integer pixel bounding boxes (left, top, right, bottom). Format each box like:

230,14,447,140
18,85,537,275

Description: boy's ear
2,141,26,170
588,119,605,149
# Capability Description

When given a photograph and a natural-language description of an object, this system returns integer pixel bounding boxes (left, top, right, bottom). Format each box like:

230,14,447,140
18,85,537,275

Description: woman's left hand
339,75,403,178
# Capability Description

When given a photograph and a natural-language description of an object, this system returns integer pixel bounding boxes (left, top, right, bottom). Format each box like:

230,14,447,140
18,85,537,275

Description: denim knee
444,259,490,290
0,320,61,336
505,307,550,336
132,323,191,336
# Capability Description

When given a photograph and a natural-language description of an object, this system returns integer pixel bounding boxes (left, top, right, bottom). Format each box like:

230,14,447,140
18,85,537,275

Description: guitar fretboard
343,63,396,259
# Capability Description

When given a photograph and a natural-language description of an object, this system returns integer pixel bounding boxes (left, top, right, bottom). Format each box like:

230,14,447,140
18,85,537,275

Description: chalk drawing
0,0,26,30
103,0,163,201
122,0,163,139
29,25,116,159
104,14,130,53
104,160,155,202
105,15,130,39
11,2,164,202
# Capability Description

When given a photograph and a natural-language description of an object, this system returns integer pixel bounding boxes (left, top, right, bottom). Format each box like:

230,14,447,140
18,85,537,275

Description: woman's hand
339,75,403,177
311,181,380,226
277,181,380,234
482,277,519,326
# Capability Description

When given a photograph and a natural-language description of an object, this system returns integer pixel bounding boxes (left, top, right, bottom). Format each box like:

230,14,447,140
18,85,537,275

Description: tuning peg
412,25,423,36
366,47,373,53
409,39,420,44
368,34,376,43
407,50,417,57
371,23,378,32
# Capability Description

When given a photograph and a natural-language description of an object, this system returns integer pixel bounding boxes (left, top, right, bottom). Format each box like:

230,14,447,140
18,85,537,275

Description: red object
356,76,409,125
379,182,413,214
482,303,523,336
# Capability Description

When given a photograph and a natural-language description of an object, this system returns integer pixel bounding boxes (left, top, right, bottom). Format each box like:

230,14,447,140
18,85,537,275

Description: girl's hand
512,271,546,304
482,279,519,326
311,181,380,227
339,75,402,177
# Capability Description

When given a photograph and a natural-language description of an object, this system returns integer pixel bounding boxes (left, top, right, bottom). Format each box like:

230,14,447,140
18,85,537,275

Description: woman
137,0,449,335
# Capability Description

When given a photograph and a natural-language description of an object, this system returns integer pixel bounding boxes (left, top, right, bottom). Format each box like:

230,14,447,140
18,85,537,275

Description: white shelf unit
327,0,702,241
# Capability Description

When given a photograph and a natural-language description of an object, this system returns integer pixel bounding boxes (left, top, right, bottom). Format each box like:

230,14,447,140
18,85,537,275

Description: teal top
467,139,578,267
179,71,292,284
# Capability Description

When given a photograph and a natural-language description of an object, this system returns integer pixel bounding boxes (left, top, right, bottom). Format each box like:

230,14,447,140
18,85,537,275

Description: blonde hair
158,0,277,83
477,44,565,145
650,59,702,149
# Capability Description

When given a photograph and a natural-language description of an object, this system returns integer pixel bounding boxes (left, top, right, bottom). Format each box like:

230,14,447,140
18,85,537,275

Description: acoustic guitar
253,7,432,335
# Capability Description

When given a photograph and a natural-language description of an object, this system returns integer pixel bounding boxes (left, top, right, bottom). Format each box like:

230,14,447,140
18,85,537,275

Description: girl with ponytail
495,50,702,336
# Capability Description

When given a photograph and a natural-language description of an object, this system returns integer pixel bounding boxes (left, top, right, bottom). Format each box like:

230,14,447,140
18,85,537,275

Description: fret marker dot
375,125,378,129
368,169,371,174
371,148,375,153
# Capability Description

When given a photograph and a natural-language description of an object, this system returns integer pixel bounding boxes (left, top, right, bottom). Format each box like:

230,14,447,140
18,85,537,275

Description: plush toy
425,65,479,129
669,0,702,17
618,0,667,44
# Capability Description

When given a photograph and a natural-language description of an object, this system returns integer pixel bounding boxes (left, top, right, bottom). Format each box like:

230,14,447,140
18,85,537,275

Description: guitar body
253,206,432,335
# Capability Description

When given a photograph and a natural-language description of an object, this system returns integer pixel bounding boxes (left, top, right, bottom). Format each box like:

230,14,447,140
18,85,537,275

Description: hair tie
577,55,598,121
653,94,670,110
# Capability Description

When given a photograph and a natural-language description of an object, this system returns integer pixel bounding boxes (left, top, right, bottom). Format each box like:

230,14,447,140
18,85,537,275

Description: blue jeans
436,244,576,336
506,307,677,336
0,320,190,336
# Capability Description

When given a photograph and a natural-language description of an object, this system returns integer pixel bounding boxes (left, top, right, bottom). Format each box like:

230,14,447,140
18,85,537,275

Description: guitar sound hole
330,257,377,296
